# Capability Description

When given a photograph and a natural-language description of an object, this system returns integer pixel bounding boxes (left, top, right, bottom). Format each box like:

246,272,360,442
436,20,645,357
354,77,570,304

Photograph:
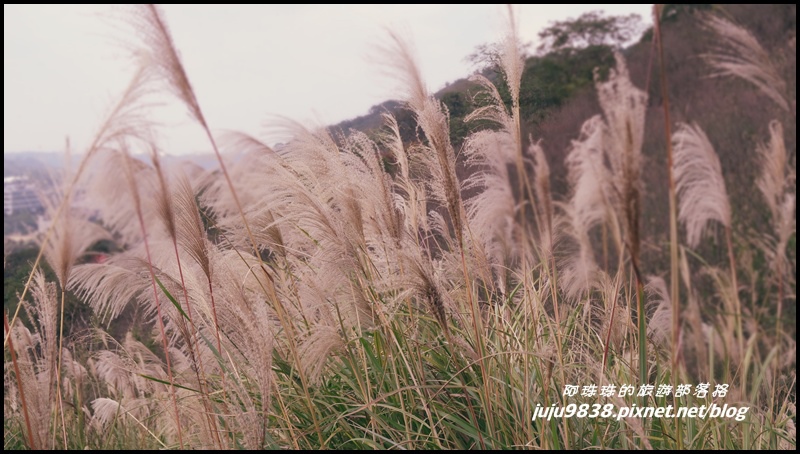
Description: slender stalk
459,245,495,438
548,256,570,450
54,289,69,449
602,280,621,370
654,6,682,449
775,251,784,342
654,0,680,376
724,227,744,362
122,151,184,449
171,241,222,449
636,278,647,385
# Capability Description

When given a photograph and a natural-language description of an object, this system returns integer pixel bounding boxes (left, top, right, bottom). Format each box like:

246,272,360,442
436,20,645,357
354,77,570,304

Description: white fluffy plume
672,122,731,247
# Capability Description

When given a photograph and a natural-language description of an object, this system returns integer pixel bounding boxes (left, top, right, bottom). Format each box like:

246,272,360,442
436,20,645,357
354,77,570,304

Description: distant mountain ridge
3,151,221,180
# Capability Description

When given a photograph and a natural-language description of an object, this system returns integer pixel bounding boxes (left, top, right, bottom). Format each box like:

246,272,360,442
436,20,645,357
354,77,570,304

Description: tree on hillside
536,11,645,55
465,11,646,123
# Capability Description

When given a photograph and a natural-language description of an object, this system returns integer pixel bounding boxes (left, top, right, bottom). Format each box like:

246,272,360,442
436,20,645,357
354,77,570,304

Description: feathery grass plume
222,377,266,450
69,249,153,323
462,127,521,292
595,52,647,267
595,50,648,389
463,71,533,272
8,326,54,450
6,60,153,358
93,339,163,401
41,202,111,291
214,134,290,254
380,112,429,241
130,241,218,354
407,257,452,335
463,6,537,263
381,31,465,248
496,6,537,246
126,5,204,126
773,193,796,277
84,149,156,247
703,15,790,112
209,123,362,440
20,271,60,397
90,332,191,447
173,174,216,291
119,145,185,448
561,116,613,300
8,271,60,449
259,124,407,328
297,324,344,385
146,151,221,447
59,348,87,403
40,172,109,448
349,129,405,246
90,397,131,431
671,123,744,368
672,122,731,248
498,6,524,120
4,311,36,449
754,120,795,340
128,4,266,274
197,142,279,252
210,253,274,444
147,143,179,242
756,121,791,223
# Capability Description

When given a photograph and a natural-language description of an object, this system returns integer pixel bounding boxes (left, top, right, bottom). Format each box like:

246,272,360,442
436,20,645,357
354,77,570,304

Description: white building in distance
4,176,43,215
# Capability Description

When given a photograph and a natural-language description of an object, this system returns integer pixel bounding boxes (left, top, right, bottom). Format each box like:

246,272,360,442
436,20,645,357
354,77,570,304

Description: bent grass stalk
121,149,184,449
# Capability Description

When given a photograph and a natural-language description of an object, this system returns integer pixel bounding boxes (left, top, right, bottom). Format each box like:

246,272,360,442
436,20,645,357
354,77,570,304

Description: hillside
329,3,796,274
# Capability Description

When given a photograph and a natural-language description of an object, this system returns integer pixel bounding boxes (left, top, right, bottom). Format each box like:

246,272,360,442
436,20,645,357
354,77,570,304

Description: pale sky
4,4,653,155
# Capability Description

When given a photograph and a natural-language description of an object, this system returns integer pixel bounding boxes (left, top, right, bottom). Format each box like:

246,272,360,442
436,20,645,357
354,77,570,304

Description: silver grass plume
9,272,59,449
127,5,207,127
755,120,795,337
381,31,465,248
84,149,156,246
174,175,213,280
69,249,151,323
756,121,791,223
562,116,612,299
595,52,647,266
672,122,731,248
703,15,790,112
380,113,428,240
462,127,519,292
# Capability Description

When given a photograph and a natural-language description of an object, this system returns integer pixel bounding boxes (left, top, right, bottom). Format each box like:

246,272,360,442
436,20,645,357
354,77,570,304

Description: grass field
4,4,795,449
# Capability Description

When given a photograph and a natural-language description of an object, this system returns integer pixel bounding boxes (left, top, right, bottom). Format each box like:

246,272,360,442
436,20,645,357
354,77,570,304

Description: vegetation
4,4,796,450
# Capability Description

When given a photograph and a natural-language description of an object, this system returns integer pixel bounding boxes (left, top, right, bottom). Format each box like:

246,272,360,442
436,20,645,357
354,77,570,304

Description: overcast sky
4,4,653,155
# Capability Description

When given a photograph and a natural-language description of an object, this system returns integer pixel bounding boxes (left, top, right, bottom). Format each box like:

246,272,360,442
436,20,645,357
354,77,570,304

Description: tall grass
4,4,796,450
